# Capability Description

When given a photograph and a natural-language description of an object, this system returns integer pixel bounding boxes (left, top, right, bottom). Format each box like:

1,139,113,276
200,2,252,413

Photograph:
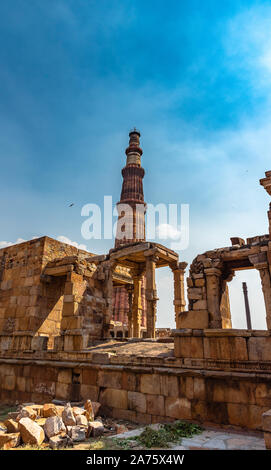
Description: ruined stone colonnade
108,242,187,339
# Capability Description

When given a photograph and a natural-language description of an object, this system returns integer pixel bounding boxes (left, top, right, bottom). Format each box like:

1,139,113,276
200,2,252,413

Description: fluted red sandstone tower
112,130,147,328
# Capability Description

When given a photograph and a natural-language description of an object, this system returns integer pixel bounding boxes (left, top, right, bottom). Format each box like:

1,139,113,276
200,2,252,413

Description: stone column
125,285,134,337
170,262,188,326
145,255,158,338
101,260,116,338
131,275,143,338
249,253,271,330
204,267,222,328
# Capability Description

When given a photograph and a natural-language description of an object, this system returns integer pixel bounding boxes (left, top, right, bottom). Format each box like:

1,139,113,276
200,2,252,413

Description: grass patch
113,421,203,449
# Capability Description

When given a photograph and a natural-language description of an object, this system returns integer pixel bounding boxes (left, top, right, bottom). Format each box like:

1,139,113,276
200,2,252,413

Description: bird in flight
68,203,75,207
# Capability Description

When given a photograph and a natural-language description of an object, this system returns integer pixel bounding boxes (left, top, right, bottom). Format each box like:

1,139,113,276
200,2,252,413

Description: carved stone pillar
249,253,271,330
125,285,134,337
170,262,188,326
101,260,116,338
132,275,142,338
145,255,158,338
204,267,222,328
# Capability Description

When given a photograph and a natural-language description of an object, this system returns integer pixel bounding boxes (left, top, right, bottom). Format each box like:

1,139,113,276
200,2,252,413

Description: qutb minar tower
112,129,147,330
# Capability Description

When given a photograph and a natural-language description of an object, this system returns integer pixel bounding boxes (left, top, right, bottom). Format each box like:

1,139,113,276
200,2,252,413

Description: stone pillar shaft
171,262,187,326
132,277,142,338
145,256,158,338
205,267,222,328
256,263,271,330
126,286,133,338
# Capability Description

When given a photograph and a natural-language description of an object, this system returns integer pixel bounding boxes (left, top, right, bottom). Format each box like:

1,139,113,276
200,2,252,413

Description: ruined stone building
1,133,271,434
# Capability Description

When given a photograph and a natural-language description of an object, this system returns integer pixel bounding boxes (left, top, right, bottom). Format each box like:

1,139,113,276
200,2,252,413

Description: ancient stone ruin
1,131,271,448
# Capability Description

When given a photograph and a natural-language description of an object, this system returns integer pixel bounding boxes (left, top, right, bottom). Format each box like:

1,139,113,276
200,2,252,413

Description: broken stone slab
43,403,59,418
49,433,73,449
16,406,38,422
0,432,20,450
31,405,44,417
3,419,19,433
72,406,86,417
69,426,86,442
62,403,76,426
7,411,19,420
76,414,88,426
87,421,104,438
44,416,66,439
18,417,45,446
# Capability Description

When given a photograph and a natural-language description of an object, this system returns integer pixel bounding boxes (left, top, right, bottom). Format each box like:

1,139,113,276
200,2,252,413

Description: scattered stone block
3,419,19,433
87,421,104,438
76,414,88,426
49,433,70,449
69,426,86,442
16,406,37,422
43,403,58,418
18,417,45,446
7,412,19,420
73,406,86,417
44,416,66,438
62,403,76,426
0,432,20,449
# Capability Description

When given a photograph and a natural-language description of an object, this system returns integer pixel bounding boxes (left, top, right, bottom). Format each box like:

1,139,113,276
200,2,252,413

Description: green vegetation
112,421,203,449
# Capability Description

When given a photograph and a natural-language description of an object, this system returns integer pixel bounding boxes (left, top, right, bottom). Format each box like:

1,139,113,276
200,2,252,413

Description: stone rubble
0,399,105,450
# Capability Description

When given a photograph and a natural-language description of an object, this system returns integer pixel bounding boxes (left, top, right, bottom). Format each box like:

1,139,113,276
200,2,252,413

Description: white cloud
57,235,87,251
0,238,26,248
156,223,181,240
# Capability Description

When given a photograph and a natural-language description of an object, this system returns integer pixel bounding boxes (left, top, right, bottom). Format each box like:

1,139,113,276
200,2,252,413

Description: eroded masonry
1,131,271,437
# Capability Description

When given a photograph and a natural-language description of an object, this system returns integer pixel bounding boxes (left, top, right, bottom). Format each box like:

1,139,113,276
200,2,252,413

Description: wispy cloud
57,235,87,251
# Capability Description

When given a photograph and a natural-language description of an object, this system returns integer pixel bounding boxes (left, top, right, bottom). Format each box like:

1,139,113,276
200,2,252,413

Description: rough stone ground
113,426,266,451
86,339,174,357
0,403,266,451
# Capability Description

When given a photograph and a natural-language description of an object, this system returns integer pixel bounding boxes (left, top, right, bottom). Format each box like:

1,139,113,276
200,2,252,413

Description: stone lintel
43,264,74,276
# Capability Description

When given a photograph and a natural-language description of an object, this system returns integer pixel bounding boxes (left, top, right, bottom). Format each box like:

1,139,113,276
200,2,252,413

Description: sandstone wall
0,357,270,430
0,237,105,350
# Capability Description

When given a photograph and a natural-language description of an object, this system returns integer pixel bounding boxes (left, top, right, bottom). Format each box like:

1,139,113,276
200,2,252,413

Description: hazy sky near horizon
1,0,271,328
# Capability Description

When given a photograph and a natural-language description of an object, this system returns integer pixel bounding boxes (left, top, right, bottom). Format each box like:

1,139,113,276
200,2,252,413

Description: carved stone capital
249,252,268,268
204,267,222,277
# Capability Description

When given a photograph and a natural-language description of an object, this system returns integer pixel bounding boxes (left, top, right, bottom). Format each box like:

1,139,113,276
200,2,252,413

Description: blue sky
1,0,271,328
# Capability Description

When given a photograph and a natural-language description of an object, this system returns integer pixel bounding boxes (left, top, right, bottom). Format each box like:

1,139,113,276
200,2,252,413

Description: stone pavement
171,429,266,450
113,425,266,451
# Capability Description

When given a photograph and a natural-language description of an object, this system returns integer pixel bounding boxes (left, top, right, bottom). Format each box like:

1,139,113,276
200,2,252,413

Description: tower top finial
129,127,140,137
126,128,143,160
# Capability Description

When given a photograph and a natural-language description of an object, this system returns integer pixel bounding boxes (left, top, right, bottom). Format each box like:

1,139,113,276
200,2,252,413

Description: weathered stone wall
180,234,271,330
0,355,270,430
0,237,108,350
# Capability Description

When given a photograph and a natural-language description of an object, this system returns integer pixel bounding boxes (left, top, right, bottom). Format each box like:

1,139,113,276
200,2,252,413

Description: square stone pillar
249,253,271,330
131,275,142,338
61,271,87,351
145,255,158,338
125,285,134,338
204,267,222,328
170,262,188,326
